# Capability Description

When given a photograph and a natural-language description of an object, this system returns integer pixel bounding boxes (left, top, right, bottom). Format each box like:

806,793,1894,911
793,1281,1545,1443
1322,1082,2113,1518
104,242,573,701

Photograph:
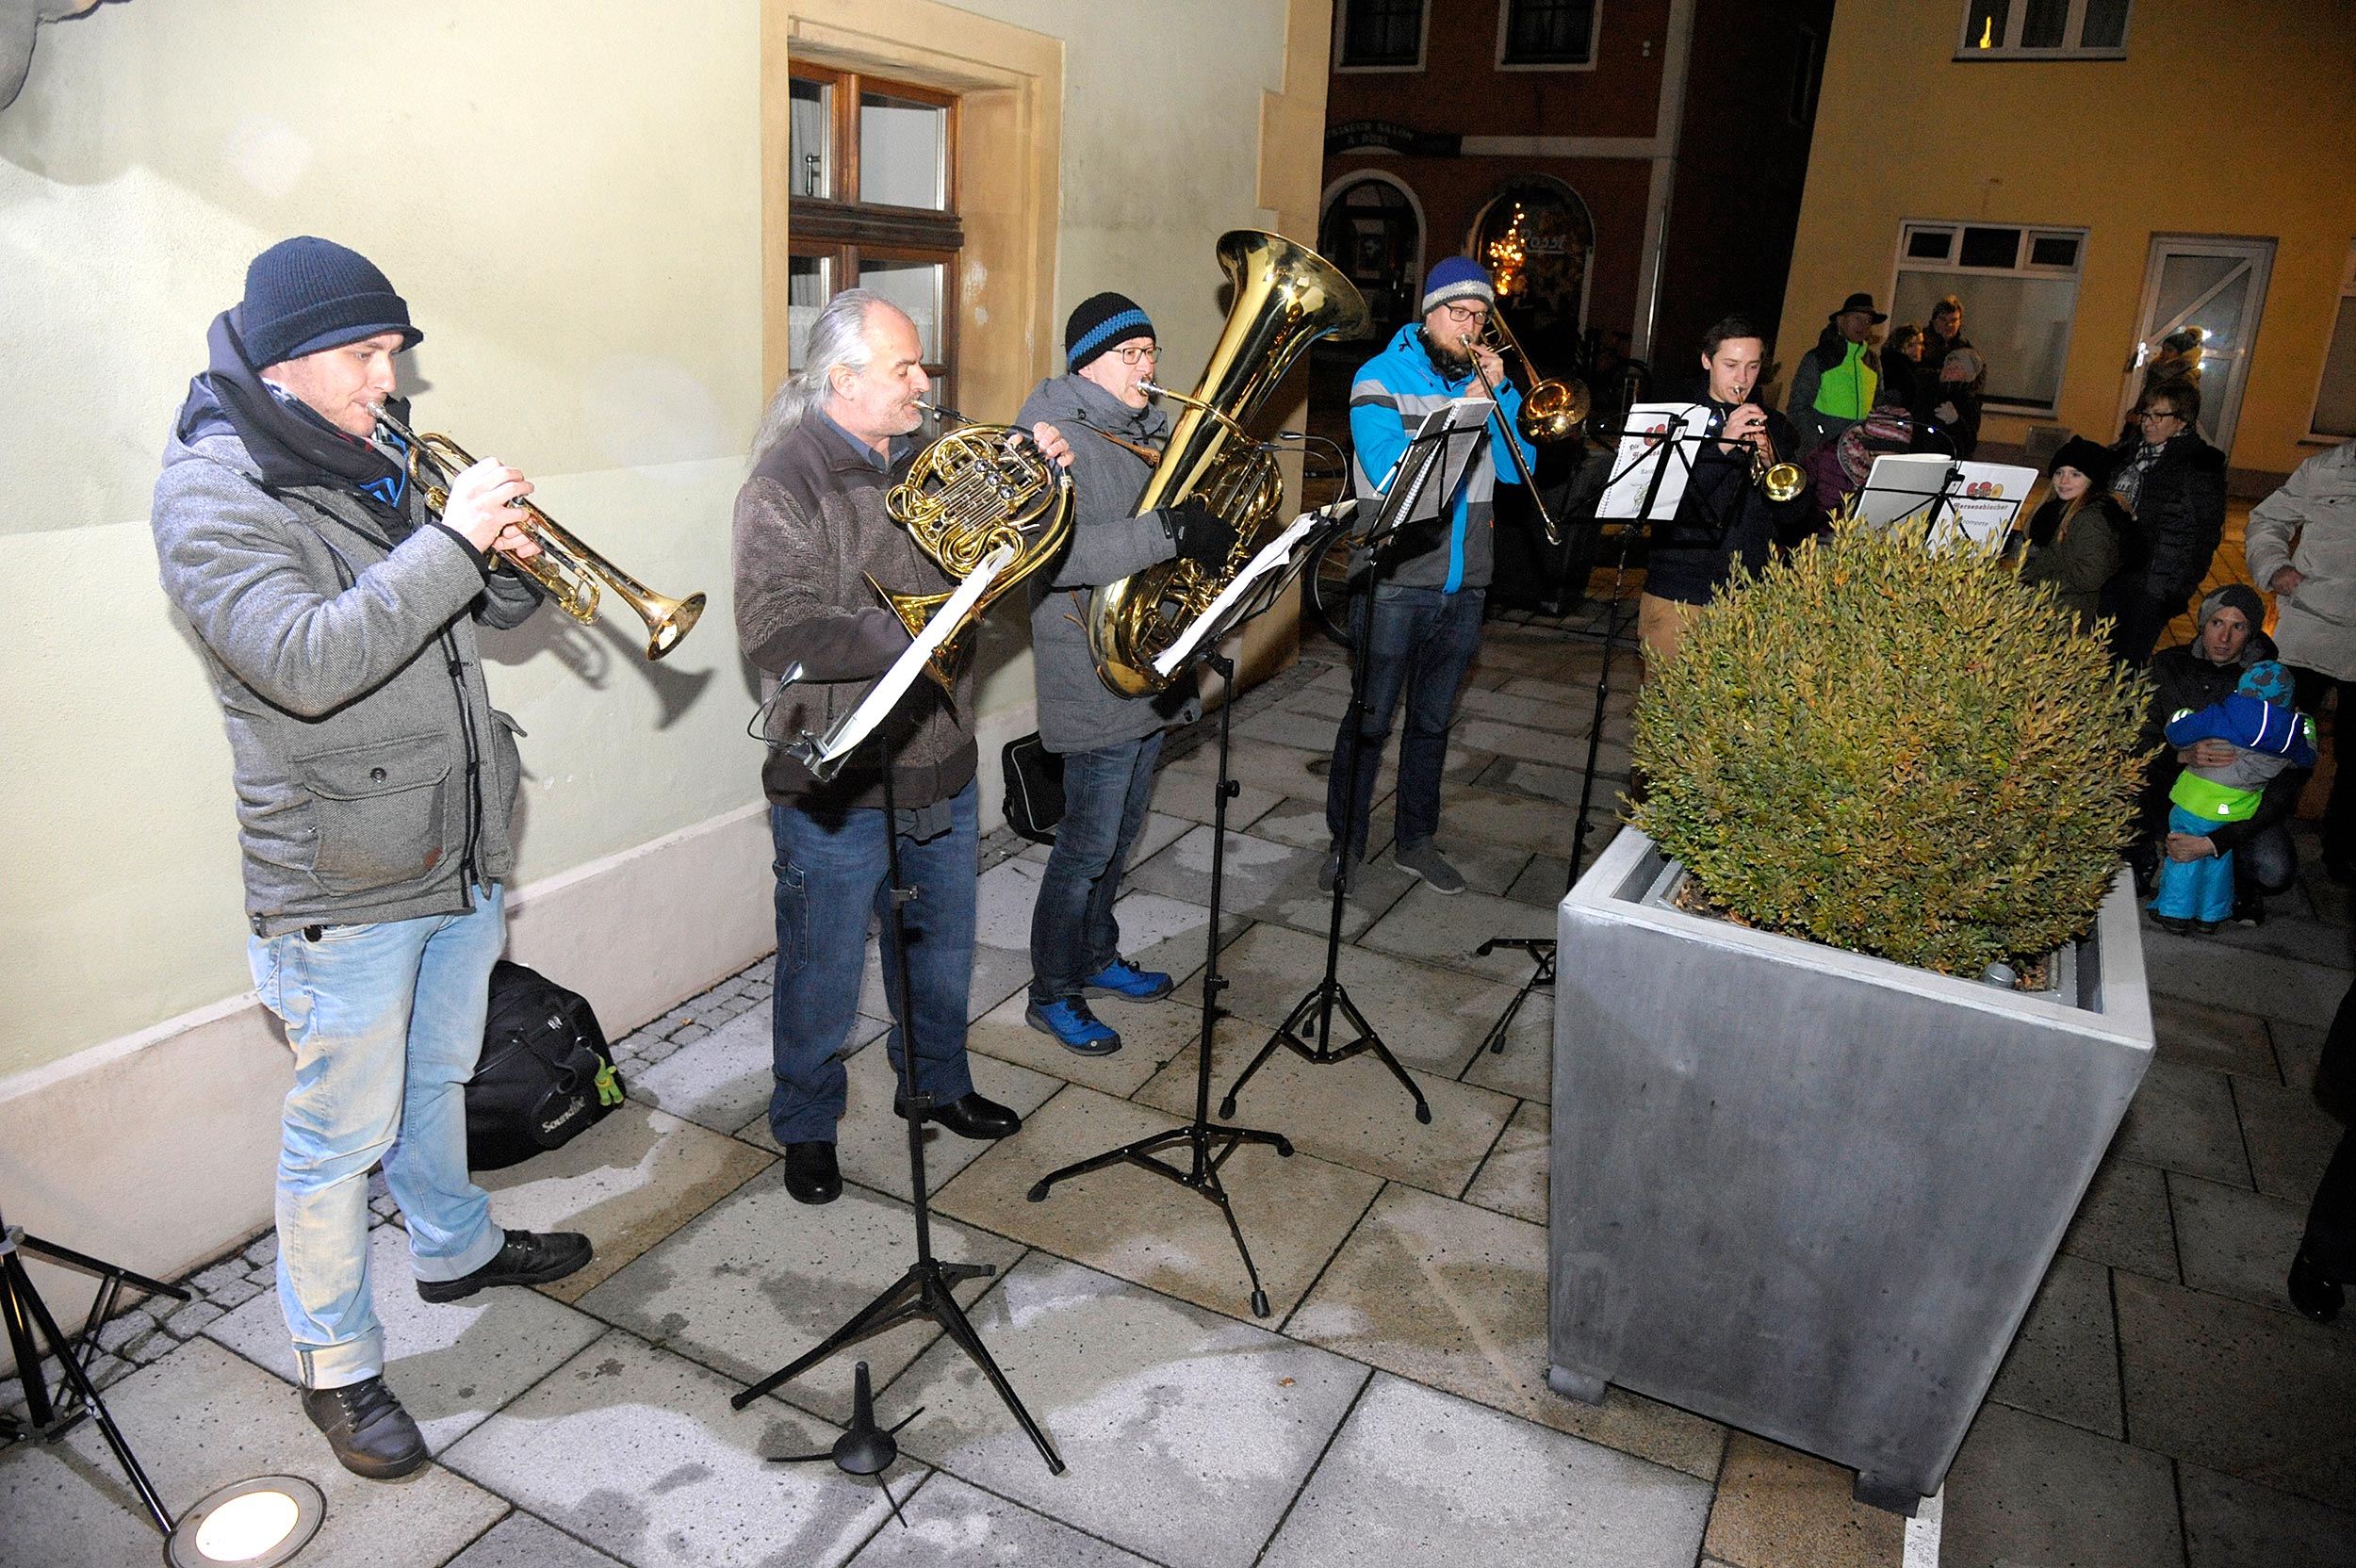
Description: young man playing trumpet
150,237,592,1480
1321,255,1533,896
1014,292,1235,1054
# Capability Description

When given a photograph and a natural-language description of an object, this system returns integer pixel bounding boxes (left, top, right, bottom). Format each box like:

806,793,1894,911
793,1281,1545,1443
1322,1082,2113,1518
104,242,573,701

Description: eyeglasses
1111,344,1160,365
1440,302,1491,325
2137,408,2182,422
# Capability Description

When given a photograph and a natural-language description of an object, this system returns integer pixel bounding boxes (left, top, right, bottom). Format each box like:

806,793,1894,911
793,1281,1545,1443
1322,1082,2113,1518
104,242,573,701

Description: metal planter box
1546,828,2153,1511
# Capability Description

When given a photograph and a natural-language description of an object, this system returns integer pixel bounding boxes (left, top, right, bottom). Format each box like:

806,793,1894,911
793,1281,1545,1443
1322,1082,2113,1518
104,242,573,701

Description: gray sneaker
1317,849,1360,893
1394,841,1465,894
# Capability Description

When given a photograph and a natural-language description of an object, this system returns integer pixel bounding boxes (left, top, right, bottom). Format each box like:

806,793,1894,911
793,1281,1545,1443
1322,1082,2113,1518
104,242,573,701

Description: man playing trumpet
150,237,592,1480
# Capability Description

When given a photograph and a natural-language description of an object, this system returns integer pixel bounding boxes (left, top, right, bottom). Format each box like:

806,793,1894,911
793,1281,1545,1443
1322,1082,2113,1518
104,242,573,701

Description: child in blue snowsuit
2151,661,2315,932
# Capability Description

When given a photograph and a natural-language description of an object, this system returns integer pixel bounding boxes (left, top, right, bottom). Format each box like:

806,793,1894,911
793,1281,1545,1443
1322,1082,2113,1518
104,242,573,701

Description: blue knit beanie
1419,256,1495,316
239,237,420,368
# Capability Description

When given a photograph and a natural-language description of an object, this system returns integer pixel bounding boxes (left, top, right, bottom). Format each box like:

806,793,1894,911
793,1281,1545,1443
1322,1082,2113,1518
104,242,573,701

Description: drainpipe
1629,0,1697,364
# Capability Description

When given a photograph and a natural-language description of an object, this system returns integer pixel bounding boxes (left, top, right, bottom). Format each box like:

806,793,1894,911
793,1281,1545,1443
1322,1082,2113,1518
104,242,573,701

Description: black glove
1165,498,1239,566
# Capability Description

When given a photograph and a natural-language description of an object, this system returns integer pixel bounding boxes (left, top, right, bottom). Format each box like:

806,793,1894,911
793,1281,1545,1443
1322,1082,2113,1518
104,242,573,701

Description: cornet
373,408,706,661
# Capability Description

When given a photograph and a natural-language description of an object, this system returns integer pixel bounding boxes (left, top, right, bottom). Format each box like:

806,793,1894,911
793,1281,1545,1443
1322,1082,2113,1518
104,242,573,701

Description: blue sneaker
1027,997,1122,1055
1083,958,1174,1001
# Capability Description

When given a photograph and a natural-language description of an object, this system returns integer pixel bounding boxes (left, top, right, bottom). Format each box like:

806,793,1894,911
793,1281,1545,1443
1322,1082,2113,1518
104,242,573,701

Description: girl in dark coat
1922,295,1986,458
2018,435,2128,637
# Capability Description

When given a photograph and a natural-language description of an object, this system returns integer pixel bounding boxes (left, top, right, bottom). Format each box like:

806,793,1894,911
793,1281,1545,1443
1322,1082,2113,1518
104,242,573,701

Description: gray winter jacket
152,425,539,937
2245,441,2356,681
1017,374,1194,753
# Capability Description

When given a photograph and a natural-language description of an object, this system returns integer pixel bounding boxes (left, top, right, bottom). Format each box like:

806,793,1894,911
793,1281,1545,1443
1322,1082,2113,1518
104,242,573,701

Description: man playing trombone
1014,292,1235,1054
150,237,592,1481
1321,255,1533,896
733,289,1057,1203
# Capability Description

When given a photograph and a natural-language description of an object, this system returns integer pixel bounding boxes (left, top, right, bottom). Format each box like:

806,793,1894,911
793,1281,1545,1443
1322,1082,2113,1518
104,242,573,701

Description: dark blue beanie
239,237,420,368
1419,256,1495,316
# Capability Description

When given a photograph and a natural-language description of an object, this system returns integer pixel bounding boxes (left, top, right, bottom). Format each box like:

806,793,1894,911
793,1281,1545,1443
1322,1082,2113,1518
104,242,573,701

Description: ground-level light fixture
163,1475,324,1567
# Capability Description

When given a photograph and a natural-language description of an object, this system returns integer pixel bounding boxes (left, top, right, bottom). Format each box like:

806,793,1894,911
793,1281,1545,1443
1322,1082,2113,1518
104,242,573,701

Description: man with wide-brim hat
1785,290,1887,457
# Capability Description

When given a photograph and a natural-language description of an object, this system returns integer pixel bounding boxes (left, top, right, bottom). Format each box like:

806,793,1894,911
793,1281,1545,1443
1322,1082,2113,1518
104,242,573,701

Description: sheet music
1858,455,2037,553
1151,508,1333,679
1368,399,1495,543
796,542,1014,777
1598,401,1709,521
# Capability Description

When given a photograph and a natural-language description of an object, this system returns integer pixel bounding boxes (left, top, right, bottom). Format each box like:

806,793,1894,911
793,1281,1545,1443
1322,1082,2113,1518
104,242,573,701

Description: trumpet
373,408,706,661
1726,411,1808,502
1478,309,1591,444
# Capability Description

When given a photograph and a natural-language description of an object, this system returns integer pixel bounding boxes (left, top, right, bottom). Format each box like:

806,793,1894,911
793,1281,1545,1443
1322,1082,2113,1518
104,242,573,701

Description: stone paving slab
2115,1269,2356,1511
1939,1401,2184,1568
932,1084,1384,1323
961,984,1203,1099
474,1102,776,1304
2112,1059,2252,1187
1258,1373,1714,1568
826,1033,1065,1204
575,1176,1023,1427
1133,1041,1513,1199
2168,1170,2333,1323
2058,1155,2179,1282
631,1005,887,1141
2178,1461,2356,1568
2233,1072,2347,1203
1125,823,1393,942
1147,765,1284,829
2151,993,2281,1078
1462,1097,1547,1220
439,1330,895,1568
888,1253,1368,1568
203,1220,610,1450
1355,883,1556,984
1987,1252,2124,1438
1459,988,1556,1104
844,1471,1163,1566
1700,1431,1906,1568
0,1337,505,1568
2139,929,2350,1029
446,1512,633,1568
1286,1182,1726,1480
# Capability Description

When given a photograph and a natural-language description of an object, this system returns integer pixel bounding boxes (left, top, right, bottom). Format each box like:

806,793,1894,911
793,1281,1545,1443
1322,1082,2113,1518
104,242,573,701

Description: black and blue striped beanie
1067,292,1154,373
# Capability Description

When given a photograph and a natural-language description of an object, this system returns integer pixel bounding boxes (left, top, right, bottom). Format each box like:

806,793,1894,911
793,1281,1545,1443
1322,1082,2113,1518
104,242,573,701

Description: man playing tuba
732,290,1063,1204
1016,293,1235,1055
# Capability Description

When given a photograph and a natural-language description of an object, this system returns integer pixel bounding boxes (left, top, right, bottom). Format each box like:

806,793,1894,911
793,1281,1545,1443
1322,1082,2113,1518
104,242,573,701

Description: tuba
374,408,706,661
1088,230,1370,697
879,410,1073,689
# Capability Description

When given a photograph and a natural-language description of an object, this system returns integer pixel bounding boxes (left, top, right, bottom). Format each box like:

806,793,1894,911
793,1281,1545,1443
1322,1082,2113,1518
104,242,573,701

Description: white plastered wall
0,0,1316,1306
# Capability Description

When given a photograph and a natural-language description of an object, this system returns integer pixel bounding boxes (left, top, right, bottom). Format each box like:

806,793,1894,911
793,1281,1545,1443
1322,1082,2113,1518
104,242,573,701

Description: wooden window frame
1955,0,2132,61
1333,0,1429,74
1494,0,1602,74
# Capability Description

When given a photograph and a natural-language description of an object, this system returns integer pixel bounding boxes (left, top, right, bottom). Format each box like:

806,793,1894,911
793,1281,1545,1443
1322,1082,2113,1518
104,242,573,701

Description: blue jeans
1030,732,1162,1004
1327,583,1486,860
247,883,510,1390
769,781,979,1143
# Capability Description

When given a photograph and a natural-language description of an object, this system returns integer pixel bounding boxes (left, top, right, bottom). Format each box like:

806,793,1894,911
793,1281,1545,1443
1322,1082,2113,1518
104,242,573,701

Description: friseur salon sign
1325,120,1464,157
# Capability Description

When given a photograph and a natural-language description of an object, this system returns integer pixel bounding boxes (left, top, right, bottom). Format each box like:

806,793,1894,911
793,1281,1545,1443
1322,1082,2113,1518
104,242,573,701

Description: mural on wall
2,0,105,110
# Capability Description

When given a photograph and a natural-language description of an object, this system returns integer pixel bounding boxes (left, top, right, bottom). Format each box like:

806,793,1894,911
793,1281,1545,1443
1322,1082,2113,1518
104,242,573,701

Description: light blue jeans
247,883,509,1390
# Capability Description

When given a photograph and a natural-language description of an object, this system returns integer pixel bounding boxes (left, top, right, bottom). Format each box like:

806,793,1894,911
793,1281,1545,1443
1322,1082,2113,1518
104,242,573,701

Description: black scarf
176,309,412,526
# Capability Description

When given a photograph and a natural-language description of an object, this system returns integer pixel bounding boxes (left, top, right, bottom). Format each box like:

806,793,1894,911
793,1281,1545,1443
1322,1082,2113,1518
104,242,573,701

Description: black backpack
1001,732,1065,843
467,960,626,1170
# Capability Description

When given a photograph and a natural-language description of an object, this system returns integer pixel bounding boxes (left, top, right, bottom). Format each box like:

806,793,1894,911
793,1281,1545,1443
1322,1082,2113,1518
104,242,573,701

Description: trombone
1479,309,1591,444
1459,320,1567,549
373,408,707,661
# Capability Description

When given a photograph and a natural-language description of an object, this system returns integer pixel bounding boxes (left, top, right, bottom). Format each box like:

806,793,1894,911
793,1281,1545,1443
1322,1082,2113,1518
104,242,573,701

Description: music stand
730,612,1064,1478
1219,403,1494,1125
0,1201,190,1534
1026,502,1356,1318
1475,410,1703,1052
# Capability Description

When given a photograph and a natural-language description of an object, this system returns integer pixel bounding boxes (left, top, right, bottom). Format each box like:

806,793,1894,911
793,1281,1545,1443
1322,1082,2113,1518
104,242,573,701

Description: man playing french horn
732,290,1057,1205
1015,293,1236,1055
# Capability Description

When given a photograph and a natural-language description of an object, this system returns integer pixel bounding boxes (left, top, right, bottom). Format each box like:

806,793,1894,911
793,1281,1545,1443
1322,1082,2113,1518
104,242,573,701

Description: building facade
1776,0,2356,488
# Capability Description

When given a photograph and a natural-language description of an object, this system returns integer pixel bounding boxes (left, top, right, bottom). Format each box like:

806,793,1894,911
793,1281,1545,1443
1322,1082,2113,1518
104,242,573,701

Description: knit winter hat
239,237,420,368
1419,256,1495,317
1067,292,1155,373
2048,435,2115,488
2238,661,2293,708
2199,583,2266,635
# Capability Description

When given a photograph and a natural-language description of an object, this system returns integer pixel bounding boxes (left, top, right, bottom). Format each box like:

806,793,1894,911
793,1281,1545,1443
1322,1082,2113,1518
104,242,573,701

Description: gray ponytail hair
750,288,885,464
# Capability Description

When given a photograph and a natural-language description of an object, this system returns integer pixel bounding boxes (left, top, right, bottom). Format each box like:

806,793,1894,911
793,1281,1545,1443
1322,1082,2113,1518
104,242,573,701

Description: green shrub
1629,515,2153,977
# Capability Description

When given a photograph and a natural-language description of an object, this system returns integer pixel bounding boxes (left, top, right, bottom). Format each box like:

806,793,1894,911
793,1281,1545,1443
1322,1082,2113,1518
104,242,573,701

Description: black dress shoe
2289,1249,2345,1323
417,1230,593,1302
894,1091,1022,1140
783,1141,842,1204
303,1376,429,1479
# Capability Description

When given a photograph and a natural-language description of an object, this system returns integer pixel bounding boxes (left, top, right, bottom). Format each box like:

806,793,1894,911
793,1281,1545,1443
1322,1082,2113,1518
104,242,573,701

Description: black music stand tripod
1475,410,1702,1053
1220,411,1488,1124
1023,563,1324,1316
731,725,1063,1477
0,1200,190,1534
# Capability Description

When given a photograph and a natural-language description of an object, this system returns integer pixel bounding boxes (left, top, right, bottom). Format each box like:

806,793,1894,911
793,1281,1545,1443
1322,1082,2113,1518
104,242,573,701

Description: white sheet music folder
795,542,1014,779
1150,508,1331,679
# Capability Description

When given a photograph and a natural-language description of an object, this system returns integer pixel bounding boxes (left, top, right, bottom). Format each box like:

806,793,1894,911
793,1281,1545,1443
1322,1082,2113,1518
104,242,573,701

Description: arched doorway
1468,177,1595,367
1318,172,1424,338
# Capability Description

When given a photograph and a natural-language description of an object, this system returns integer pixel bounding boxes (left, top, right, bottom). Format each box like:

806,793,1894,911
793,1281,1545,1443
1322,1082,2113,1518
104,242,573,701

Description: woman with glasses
2101,381,2229,665
1013,292,1234,1055
1922,295,1986,459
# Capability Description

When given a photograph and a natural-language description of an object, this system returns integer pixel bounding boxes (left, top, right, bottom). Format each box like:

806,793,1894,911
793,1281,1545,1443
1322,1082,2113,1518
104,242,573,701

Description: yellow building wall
1776,0,2356,482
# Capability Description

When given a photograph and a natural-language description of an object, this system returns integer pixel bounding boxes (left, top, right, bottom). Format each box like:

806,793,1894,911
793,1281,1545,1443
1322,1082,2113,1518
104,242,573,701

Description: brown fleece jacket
731,415,977,809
